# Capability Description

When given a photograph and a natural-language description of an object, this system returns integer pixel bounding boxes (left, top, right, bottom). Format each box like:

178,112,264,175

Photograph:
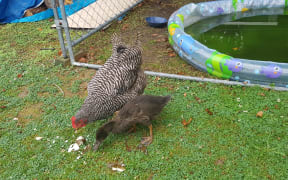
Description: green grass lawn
1,3,288,179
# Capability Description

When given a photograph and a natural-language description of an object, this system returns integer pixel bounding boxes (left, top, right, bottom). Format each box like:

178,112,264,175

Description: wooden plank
56,0,138,29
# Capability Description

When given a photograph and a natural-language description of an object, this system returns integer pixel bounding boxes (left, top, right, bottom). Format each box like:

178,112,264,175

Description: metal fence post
51,0,67,58
58,0,76,63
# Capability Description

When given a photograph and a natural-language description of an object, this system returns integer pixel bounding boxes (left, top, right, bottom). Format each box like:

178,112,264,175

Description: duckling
93,95,171,151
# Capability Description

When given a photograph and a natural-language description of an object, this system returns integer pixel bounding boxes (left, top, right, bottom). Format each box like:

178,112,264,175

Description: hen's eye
117,46,126,53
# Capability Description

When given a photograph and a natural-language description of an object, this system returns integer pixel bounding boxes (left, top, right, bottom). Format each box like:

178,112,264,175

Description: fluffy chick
93,95,171,151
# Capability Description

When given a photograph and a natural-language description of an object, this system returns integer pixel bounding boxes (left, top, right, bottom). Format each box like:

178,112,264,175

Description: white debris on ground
112,167,125,172
76,136,86,146
34,135,88,153
13,117,18,121
68,143,80,152
68,136,87,153
83,145,91,152
35,137,43,140
108,163,126,172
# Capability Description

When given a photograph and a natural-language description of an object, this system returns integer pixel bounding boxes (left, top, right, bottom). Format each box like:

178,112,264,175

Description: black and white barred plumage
71,32,147,129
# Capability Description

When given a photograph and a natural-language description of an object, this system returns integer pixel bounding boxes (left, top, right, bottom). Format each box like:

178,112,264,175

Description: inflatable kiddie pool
168,0,288,87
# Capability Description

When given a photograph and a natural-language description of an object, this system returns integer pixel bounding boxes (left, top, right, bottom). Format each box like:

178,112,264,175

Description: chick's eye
237,62,242,66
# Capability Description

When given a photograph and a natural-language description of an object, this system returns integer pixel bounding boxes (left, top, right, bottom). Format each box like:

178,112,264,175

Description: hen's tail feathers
135,31,143,51
163,95,171,105
160,95,171,108
111,33,124,52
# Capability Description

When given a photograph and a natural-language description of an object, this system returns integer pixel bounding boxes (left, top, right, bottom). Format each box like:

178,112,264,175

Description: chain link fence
51,0,143,68
50,0,288,91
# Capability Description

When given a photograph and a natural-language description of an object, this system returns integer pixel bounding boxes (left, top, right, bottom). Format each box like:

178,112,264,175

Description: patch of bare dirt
17,103,43,125
37,92,50,98
79,81,88,92
54,69,94,98
78,68,95,80
18,86,29,98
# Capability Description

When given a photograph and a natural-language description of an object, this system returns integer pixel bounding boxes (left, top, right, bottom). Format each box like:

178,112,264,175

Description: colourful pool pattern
168,0,288,87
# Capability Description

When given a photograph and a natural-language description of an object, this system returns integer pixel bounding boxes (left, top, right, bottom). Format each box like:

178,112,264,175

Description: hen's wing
128,69,147,95
87,68,137,98
87,32,144,97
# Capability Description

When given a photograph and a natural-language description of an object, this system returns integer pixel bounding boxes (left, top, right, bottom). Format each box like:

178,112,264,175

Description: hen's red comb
71,116,88,129
71,116,77,129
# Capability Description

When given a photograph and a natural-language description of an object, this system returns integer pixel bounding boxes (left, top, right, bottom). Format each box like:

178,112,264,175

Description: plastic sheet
0,0,95,23
0,0,44,23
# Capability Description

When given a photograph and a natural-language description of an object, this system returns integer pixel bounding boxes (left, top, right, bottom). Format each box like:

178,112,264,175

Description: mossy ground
0,0,288,179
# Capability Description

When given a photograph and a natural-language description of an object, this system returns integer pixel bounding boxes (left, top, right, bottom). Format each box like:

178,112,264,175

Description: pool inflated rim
168,0,288,87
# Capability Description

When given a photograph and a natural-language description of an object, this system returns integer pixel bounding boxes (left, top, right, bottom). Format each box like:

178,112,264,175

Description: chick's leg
113,111,119,117
141,124,153,146
127,124,137,133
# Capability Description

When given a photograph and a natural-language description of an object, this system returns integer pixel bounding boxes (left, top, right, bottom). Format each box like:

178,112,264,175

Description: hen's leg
113,111,119,117
113,71,146,106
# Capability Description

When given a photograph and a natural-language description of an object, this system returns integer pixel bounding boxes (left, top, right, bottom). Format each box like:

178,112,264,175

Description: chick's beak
93,141,101,151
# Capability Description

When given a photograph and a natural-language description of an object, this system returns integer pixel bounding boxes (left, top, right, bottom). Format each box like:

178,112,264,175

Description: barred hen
93,95,171,151
71,32,147,129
